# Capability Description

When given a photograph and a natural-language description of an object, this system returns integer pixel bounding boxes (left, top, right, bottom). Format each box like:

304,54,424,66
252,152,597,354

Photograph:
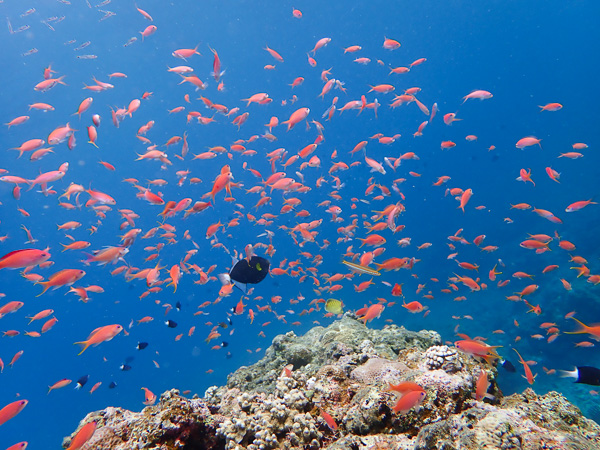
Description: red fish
515,137,541,149
513,348,536,385
74,324,123,355
66,420,97,450
0,399,28,426
462,90,493,103
282,107,310,131
360,304,384,324
36,269,86,296
383,37,401,50
0,249,51,270
565,200,597,212
141,387,157,405
393,389,426,413
538,103,562,112
0,301,24,318
209,46,224,81
402,300,427,313
475,370,491,401
319,408,338,430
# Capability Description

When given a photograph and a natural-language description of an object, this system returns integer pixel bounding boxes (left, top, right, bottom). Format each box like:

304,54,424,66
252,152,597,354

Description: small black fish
221,341,229,348
176,301,181,311
165,320,177,328
109,381,117,389
137,342,149,350
120,364,132,371
74,374,89,390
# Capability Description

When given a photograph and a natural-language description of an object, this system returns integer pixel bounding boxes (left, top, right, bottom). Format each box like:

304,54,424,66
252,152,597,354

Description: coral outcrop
63,315,600,450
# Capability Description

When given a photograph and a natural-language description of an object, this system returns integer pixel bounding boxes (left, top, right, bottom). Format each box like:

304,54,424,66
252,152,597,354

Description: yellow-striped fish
341,260,381,276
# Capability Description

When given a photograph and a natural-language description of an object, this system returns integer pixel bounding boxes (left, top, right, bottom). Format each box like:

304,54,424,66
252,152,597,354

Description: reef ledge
63,315,600,449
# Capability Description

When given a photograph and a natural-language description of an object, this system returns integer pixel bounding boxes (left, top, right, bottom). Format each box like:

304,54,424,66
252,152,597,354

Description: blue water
1,0,599,447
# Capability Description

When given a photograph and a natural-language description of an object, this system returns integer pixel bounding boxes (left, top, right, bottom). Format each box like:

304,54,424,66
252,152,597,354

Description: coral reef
63,315,600,450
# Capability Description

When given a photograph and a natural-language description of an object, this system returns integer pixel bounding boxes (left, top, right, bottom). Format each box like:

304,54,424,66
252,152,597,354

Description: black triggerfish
224,256,270,293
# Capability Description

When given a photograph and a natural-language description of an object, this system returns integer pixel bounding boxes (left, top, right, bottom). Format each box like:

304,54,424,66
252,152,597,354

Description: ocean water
0,0,599,447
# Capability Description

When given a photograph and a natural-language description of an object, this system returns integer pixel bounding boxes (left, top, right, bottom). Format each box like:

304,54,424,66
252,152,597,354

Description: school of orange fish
0,2,598,446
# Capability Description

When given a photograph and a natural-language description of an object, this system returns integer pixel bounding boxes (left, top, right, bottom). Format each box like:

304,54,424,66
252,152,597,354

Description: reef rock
63,315,600,450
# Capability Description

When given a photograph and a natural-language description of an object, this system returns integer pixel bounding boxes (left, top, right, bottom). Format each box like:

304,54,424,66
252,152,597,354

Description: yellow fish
325,299,343,315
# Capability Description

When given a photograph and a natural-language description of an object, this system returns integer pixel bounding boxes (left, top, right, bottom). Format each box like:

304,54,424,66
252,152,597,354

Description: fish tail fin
482,354,499,365
74,341,90,355
564,317,589,334
512,348,526,365
559,367,578,380
35,282,50,297
165,280,176,292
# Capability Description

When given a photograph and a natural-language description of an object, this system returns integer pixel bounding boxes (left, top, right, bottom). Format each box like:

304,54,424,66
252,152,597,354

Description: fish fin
232,280,247,294
230,253,239,265
73,341,89,355
217,273,231,286
559,368,578,380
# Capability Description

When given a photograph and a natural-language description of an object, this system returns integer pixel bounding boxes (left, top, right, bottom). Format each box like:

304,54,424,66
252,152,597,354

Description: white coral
424,345,463,372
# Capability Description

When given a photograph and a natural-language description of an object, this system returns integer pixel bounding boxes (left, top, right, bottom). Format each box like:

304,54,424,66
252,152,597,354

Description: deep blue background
0,0,599,447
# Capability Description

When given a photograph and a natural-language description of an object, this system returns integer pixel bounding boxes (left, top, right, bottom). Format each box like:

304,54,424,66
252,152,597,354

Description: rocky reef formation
64,315,600,449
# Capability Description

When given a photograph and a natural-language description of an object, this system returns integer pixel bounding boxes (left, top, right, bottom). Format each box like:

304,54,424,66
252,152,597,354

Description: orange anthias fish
166,264,181,292
402,300,427,314
0,301,24,318
83,246,128,266
36,269,86,296
388,382,427,413
66,420,97,450
565,200,597,212
455,340,502,364
210,166,233,202
391,283,404,297
48,378,72,394
359,304,385,324
282,107,310,131
457,188,473,213
319,408,338,431
74,324,123,355
392,389,426,414
0,248,51,269
475,370,492,401
513,348,536,385
0,399,28,426
141,387,157,405
388,381,423,395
